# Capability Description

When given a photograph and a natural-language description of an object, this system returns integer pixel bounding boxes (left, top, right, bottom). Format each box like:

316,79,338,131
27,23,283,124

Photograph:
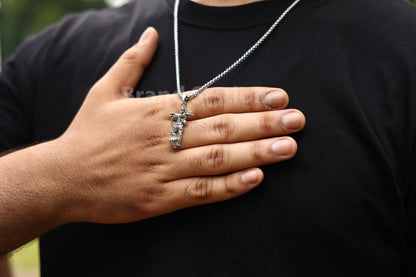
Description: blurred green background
0,0,126,64
1,0,416,276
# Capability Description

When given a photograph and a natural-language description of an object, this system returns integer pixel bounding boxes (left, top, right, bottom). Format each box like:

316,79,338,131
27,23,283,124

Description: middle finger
179,109,305,149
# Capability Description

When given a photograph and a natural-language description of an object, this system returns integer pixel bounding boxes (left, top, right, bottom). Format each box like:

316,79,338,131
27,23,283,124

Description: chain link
173,0,302,100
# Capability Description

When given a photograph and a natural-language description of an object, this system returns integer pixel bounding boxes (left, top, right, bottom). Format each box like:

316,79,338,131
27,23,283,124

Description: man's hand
57,27,305,223
0,27,305,255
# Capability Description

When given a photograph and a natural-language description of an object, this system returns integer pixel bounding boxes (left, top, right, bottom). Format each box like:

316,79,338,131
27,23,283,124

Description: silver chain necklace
169,0,302,149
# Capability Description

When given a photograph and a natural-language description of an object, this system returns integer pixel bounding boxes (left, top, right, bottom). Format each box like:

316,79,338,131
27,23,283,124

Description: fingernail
271,139,293,156
263,90,287,109
137,27,153,45
242,170,259,186
282,112,303,131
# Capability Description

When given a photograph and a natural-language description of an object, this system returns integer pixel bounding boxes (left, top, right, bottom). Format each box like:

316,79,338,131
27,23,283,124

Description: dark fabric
1,0,416,275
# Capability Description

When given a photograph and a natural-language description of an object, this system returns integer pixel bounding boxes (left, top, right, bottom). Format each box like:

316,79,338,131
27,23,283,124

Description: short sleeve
0,25,59,152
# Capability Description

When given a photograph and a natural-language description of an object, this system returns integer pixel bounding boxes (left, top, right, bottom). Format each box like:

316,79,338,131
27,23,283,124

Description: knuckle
143,160,164,172
242,89,256,110
97,200,141,221
141,182,167,205
212,115,234,140
251,141,264,162
203,88,225,114
205,147,225,169
223,177,236,195
121,48,140,64
190,147,226,170
186,178,213,200
189,154,204,169
259,113,273,133
144,106,161,118
143,132,165,147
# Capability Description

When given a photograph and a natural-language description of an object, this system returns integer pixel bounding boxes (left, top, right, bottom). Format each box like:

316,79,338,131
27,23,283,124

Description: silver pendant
171,0,302,149
169,100,193,149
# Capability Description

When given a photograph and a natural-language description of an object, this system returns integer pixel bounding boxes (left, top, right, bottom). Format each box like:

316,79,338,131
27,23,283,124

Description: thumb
93,27,159,101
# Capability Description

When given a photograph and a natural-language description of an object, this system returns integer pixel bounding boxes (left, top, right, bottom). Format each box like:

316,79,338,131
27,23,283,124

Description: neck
190,0,266,7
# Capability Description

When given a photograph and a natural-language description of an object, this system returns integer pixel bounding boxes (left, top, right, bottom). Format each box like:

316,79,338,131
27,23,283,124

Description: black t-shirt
1,0,416,276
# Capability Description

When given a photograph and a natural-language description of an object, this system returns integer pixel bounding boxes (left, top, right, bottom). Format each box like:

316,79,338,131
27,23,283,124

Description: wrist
32,138,85,225
0,140,73,239
0,139,83,254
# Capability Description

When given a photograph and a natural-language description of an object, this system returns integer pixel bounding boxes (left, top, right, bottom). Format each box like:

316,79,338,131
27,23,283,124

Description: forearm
0,141,68,256
0,257,11,277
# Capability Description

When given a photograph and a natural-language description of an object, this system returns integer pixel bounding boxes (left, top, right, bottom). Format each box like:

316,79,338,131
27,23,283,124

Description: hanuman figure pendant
169,99,193,149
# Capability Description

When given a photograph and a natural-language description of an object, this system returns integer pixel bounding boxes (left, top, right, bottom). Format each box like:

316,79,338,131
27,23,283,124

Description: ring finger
162,137,297,180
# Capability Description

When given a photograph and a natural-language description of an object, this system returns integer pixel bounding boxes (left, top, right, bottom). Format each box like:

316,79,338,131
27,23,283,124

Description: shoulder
34,4,136,58
5,0,169,90
6,4,136,74
10,0,168,66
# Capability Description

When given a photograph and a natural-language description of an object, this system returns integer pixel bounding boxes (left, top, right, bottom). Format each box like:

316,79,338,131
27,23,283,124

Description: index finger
168,87,289,120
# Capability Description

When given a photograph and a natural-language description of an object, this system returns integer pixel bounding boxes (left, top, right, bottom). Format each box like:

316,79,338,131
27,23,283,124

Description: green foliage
0,0,108,63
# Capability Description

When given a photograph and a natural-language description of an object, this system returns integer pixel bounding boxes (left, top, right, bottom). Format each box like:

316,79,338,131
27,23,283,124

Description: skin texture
0,258,11,277
0,27,305,256
191,0,265,7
